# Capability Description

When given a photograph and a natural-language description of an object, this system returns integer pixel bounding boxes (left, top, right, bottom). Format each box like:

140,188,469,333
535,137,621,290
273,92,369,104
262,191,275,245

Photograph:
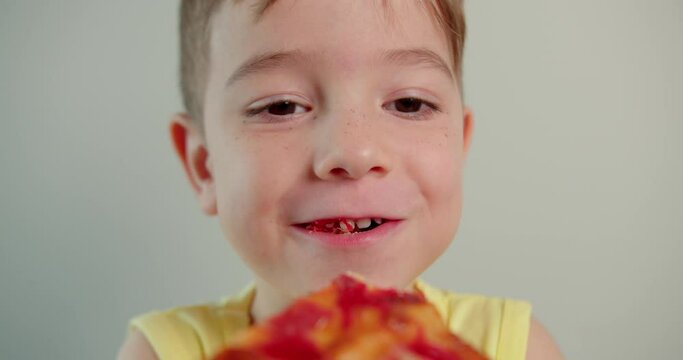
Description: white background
1,1,681,359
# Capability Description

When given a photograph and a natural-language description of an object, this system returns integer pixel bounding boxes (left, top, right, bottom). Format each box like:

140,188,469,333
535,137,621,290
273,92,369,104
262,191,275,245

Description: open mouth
295,218,387,235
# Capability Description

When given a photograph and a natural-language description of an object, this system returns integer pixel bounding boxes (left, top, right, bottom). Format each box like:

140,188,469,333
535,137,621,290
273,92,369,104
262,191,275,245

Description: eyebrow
225,47,454,88
381,48,454,83
225,49,314,87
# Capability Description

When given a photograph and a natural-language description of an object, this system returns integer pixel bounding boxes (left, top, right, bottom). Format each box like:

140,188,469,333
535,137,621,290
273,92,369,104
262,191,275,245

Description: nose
312,108,393,181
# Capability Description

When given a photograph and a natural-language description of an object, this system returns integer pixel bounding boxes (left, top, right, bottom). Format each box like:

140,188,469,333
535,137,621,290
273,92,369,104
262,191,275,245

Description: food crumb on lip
295,218,389,234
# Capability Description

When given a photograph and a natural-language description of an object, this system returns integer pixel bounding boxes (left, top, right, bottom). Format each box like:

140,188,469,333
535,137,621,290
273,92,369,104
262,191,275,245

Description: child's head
171,0,473,302
179,0,466,135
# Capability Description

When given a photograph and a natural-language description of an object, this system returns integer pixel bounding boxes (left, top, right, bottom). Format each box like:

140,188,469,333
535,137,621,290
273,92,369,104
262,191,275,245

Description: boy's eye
385,97,440,120
266,101,306,116
246,100,310,119
246,97,440,122
394,98,423,113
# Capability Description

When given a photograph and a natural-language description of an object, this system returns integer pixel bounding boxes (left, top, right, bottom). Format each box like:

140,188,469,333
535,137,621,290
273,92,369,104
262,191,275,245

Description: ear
169,113,217,216
462,106,474,157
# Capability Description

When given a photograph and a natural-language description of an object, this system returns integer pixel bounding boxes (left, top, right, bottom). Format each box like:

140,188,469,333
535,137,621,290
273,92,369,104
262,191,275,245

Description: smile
291,218,403,248
296,218,386,234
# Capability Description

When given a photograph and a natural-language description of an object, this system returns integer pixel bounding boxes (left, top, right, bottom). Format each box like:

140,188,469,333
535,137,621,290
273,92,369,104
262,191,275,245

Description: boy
119,0,564,359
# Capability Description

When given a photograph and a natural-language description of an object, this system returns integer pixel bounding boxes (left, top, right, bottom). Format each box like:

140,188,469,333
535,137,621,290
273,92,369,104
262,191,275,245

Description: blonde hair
179,0,466,134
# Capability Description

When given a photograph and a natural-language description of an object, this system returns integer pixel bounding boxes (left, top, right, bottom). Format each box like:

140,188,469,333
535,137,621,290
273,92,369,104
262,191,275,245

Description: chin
290,263,420,296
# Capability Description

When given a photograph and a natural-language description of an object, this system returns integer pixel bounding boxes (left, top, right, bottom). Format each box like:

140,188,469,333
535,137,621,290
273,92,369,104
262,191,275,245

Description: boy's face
180,0,473,297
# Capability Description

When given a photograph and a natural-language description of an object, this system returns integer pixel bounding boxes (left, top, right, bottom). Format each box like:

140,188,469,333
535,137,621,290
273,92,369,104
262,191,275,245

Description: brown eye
394,98,423,113
245,98,311,122
267,101,299,116
384,96,440,121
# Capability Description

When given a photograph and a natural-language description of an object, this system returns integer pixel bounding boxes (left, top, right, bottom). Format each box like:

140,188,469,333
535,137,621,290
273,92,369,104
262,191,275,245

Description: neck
250,277,296,325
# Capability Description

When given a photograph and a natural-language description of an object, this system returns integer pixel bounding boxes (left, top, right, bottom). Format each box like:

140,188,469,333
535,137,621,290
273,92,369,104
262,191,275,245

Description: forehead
210,0,453,74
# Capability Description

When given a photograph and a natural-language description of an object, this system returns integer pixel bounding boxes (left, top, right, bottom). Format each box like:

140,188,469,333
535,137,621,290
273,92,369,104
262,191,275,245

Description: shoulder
416,280,532,359
417,280,563,360
119,285,255,360
526,316,565,360
116,330,158,360
121,306,211,360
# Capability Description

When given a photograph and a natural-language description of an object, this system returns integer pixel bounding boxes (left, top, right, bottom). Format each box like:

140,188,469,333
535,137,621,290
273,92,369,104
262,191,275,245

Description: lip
290,220,404,248
292,215,401,225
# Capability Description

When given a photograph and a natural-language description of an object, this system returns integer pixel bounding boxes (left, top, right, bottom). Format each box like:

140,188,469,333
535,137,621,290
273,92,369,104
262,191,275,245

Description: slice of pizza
212,274,488,360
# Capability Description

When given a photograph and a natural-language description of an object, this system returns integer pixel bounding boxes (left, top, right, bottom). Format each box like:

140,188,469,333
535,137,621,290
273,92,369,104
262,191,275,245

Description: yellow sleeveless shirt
128,280,531,360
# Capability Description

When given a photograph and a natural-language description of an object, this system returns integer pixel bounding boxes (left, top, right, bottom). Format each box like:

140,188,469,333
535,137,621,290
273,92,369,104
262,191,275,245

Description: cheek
212,134,304,241
424,151,463,238
410,126,464,203
211,148,283,268
405,124,464,244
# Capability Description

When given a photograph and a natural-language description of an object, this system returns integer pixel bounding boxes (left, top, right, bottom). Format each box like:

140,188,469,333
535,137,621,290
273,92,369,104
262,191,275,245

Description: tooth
373,218,383,225
339,219,355,233
356,218,372,229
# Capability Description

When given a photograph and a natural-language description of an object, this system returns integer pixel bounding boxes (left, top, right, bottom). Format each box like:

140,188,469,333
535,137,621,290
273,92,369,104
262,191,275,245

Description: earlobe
196,151,217,216
462,106,474,156
169,113,217,216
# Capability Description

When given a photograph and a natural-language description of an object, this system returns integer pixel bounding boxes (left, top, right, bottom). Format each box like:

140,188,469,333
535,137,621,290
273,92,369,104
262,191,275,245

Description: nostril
369,166,385,174
330,168,350,177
